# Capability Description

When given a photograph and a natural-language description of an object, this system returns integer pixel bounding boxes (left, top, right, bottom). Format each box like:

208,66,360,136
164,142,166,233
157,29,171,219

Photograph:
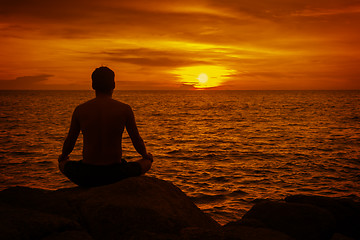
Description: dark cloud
228,71,287,78
0,0,238,39
0,0,359,90
0,0,92,20
100,48,211,67
2,0,356,22
1,0,358,49
107,57,208,67
0,74,53,89
116,80,183,90
207,0,360,18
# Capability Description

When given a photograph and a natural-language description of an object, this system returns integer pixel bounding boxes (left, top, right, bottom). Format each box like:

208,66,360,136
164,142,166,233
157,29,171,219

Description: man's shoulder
76,99,95,109
110,98,129,106
109,99,132,110
74,98,132,113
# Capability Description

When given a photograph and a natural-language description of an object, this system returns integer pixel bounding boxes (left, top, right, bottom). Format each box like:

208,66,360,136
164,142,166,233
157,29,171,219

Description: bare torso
74,97,130,165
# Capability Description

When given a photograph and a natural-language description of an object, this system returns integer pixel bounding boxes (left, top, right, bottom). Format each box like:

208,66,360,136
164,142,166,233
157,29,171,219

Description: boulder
241,200,336,240
181,227,224,240
330,233,356,240
285,195,360,239
0,202,81,240
2,178,358,240
0,176,220,240
41,231,95,240
222,224,294,240
70,176,220,239
0,186,84,219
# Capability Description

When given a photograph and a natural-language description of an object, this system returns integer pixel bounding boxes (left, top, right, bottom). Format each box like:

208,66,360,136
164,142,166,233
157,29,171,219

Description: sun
197,73,208,84
172,65,236,89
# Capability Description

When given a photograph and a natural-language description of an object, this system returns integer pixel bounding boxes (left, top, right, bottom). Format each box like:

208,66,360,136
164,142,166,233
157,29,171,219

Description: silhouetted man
58,66,153,187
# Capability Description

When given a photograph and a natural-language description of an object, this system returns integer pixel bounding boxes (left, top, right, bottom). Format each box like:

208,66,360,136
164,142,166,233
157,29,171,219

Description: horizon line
1,89,359,91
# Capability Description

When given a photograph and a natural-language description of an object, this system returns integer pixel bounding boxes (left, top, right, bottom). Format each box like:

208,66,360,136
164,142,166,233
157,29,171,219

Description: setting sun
197,73,208,84
172,65,236,89
0,0,359,90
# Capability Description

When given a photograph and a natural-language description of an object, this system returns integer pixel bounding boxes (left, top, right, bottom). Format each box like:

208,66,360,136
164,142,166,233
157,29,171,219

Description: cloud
206,0,360,18
107,57,208,67
0,75,53,89
292,5,360,17
99,48,211,67
0,0,359,90
116,80,186,90
1,0,357,49
0,0,240,39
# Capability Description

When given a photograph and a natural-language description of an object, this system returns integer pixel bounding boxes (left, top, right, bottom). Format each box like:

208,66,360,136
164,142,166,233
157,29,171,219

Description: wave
1,90,360,225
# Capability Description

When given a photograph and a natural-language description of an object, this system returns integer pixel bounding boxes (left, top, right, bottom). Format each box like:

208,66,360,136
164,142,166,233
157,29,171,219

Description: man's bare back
73,95,142,165
60,93,152,166
58,67,152,187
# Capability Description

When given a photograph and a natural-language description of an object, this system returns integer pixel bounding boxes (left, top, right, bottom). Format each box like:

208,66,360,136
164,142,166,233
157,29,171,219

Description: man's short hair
92,67,115,92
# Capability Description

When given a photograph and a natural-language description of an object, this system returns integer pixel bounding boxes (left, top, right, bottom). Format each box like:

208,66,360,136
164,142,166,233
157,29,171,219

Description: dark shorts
63,159,142,187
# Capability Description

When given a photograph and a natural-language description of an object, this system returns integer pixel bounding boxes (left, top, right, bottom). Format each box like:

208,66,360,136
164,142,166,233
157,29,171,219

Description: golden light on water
172,65,236,89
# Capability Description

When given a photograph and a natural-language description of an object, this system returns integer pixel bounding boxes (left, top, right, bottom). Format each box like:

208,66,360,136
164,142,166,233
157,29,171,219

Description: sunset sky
0,0,359,90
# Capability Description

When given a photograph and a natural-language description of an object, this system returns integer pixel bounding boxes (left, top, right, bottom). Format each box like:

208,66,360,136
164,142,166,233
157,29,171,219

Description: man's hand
58,154,69,174
58,154,69,163
143,153,153,162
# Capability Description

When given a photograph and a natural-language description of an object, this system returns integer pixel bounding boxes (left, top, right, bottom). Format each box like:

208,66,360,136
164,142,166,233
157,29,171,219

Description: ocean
1,90,359,224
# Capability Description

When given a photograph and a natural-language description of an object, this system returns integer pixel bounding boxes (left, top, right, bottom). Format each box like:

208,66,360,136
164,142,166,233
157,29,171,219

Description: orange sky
0,0,359,90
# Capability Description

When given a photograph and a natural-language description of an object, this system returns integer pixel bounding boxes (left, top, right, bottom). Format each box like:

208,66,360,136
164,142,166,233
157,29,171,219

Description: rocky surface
224,195,360,240
0,176,219,240
1,176,359,240
285,195,360,239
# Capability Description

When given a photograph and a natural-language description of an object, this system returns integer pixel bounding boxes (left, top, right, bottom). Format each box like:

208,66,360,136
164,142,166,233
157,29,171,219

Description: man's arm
125,106,152,161
59,108,80,162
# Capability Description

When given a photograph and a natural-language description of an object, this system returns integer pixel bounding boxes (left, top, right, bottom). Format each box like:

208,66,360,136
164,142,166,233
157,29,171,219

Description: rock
285,195,360,239
222,225,294,240
0,176,220,240
2,178,358,240
181,227,224,240
71,176,220,239
0,202,81,240
241,200,336,240
0,186,84,219
330,233,356,240
41,231,95,240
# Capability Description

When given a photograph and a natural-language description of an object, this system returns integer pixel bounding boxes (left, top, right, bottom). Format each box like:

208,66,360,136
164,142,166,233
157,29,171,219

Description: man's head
92,67,115,94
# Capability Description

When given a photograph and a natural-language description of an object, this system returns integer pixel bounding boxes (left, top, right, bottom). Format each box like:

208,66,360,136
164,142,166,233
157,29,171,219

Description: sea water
1,90,359,224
